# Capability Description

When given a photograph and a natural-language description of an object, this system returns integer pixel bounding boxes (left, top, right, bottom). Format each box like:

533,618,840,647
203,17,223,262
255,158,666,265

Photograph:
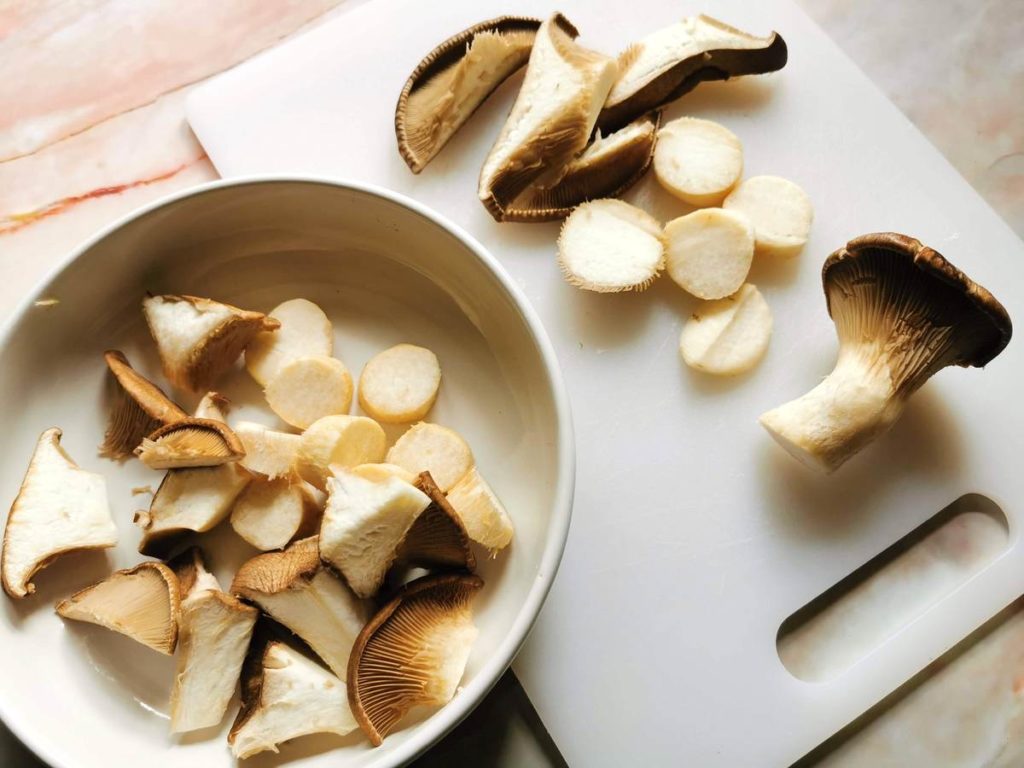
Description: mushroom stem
760,350,903,472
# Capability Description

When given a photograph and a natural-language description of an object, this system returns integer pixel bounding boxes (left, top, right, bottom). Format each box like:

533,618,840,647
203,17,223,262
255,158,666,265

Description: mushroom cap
134,417,245,469
348,573,483,746
231,535,321,597
823,233,1012,379
102,351,187,459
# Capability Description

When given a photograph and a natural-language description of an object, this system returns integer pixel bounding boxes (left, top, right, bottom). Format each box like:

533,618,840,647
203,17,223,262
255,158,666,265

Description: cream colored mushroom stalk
168,548,258,734
760,233,1012,472
477,14,617,221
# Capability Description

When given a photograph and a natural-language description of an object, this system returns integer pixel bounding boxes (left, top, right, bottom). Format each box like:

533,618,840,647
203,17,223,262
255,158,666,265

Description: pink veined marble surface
0,1,1022,767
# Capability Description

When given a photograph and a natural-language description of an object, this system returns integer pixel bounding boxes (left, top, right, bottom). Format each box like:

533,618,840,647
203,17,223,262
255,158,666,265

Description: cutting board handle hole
776,493,1008,683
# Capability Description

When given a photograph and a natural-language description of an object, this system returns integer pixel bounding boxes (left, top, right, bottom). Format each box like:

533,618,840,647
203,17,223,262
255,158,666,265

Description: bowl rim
0,175,576,768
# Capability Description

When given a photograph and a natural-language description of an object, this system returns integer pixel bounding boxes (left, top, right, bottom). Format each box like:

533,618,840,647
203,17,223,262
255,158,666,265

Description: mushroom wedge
55,562,180,654
761,233,1012,472
445,467,514,552
503,112,660,222
135,418,245,470
597,15,788,132
193,391,231,421
318,469,432,599
233,421,301,480
478,14,618,221
229,635,358,759
396,16,543,173
231,537,367,680
143,294,279,391
168,548,258,734
134,463,251,557
348,573,483,746
101,350,186,459
398,472,476,572
2,428,118,599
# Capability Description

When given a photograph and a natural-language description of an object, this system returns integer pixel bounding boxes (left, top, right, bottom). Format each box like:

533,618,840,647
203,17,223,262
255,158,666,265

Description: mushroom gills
478,13,617,221
398,472,476,571
760,233,1012,472
504,112,660,222
2,428,118,599
397,16,543,173
135,462,251,557
229,636,358,759
598,14,787,131
135,418,245,470
101,351,187,458
143,294,279,391
55,562,180,654
231,537,367,680
168,548,258,733
348,574,483,746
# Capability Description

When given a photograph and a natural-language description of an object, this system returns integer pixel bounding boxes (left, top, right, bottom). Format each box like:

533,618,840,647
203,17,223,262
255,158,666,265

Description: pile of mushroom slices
1,294,513,758
395,13,806,376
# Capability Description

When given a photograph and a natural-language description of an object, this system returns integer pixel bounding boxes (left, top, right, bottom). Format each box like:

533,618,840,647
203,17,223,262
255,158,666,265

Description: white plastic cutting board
186,1,1024,765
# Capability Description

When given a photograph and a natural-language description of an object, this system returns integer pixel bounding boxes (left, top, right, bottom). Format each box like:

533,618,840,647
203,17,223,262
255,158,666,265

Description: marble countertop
1,1,1021,765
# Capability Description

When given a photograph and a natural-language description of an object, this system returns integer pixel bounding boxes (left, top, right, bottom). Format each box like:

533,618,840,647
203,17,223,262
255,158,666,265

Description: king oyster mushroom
231,537,366,680
55,561,181,654
503,112,661,222
230,477,322,552
348,573,483,746
2,428,118,599
193,391,231,421
396,16,544,173
597,15,788,132
101,350,186,458
143,294,279,391
229,633,358,759
397,472,476,571
134,417,245,470
477,14,618,221
318,469,431,599
761,233,1012,472
167,548,258,734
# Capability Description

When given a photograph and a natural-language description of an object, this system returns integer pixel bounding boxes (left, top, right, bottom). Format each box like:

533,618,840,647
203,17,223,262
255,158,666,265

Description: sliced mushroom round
348,573,483,746
134,417,245,470
503,112,660,222
478,13,617,221
760,233,1013,472
230,477,321,552
597,14,788,132
55,561,181,654
168,548,258,734
297,415,387,490
233,420,301,480
229,635,358,759
385,422,474,492
101,350,187,459
143,294,279,391
2,428,118,599
245,298,334,387
231,537,367,680
396,16,543,173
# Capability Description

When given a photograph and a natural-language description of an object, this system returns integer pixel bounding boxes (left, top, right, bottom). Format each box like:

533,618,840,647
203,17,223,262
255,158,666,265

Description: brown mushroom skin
760,232,1011,472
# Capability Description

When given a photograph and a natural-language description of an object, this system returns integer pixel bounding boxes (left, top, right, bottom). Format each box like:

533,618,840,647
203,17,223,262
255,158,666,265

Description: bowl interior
0,180,569,767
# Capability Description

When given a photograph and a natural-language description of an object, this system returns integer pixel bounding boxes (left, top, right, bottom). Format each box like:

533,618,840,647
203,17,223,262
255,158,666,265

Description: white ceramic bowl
0,177,574,767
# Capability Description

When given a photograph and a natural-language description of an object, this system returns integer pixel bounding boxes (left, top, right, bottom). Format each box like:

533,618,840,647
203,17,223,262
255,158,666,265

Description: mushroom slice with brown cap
167,548,258,734
229,634,358,759
477,14,618,221
135,418,245,470
398,472,476,571
396,16,543,173
143,294,280,391
55,561,180,654
135,463,251,557
101,351,187,459
348,573,483,746
2,428,118,599
760,233,1012,472
318,469,432,599
231,537,367,679
503,112,660,222
597,15,788,132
